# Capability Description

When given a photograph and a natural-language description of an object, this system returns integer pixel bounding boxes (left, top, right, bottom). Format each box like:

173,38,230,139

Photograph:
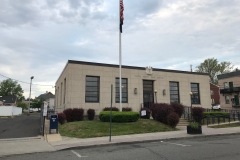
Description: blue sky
0,0,239,98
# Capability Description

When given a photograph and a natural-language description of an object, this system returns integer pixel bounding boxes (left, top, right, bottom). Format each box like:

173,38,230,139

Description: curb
53,132,240,151
0,136,43,142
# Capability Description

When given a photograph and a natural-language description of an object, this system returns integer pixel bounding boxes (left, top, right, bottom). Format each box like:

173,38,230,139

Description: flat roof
217,70,240,80
68,60,208,76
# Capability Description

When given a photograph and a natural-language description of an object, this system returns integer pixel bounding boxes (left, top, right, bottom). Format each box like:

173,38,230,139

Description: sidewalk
0,136,55,157
1,120,240,157
46,121,240,151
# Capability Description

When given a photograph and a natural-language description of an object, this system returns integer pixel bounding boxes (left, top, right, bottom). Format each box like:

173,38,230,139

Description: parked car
212,104,221,110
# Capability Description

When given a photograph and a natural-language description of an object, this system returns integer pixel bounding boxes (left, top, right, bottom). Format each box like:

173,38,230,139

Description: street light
190,91,193,121
28,76,34,115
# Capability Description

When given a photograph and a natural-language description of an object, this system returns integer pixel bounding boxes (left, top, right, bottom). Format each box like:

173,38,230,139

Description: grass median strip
59,119,178,138
209,122,240,128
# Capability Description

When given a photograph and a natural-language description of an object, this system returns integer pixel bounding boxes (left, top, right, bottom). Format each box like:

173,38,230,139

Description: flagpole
119,0,122,112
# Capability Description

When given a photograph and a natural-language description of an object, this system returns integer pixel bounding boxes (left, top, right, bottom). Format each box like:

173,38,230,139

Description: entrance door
143,80,154,108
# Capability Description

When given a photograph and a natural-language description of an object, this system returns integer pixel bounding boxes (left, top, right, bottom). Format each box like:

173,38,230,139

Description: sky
0,0,239,98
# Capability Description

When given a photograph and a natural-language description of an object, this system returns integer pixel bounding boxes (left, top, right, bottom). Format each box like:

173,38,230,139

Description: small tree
195,58,234,84
31,98,43,111
17,101,28,111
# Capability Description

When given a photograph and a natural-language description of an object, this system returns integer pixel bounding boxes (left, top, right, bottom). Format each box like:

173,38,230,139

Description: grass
59,119,178,138
209,122,240,128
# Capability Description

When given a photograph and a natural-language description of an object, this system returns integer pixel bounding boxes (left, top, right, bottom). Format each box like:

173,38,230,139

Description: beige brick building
55,60,212,114
218,70,240,109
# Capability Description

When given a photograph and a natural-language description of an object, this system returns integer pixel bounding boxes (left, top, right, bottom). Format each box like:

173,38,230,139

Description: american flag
120,0,124,33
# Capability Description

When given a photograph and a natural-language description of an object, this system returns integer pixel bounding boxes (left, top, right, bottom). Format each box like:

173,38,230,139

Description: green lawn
209,122,240,128
59,119,178,138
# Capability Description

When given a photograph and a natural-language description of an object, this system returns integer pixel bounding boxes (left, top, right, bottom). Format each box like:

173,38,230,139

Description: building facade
218,70,240,109
55,60,212,114
210,83,220,105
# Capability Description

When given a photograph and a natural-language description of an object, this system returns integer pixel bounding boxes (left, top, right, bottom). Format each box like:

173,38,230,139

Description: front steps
177,118,189,126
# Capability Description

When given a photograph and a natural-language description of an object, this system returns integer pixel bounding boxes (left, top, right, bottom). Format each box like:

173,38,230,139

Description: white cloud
0,0,239,97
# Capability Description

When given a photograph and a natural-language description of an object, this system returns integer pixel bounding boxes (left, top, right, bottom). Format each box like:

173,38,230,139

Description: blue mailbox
49,114,58,134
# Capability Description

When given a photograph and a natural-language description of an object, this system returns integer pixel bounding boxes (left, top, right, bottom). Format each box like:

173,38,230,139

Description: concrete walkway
1,120,240,157
0,136,55,157
47,125,240,150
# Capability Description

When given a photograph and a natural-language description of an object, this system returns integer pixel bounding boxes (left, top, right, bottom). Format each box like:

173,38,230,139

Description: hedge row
203,112,230,117
103,107,132,112
99,111,139,123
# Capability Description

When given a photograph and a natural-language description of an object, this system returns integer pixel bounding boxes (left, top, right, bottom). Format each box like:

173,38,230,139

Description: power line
0,73,54,87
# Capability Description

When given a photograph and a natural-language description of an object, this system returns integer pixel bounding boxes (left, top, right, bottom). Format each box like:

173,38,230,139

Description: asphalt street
2,134,240,160
0,113,41,139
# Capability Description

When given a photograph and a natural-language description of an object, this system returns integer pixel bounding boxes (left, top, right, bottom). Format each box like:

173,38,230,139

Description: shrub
167,112,179,128
151,103,174,124
99,111,139,123
122,107,132,112
57,113,66,125
103,107,119,111
140,107,151,119
72,108,84,121
171,102,184,117
203,112,230,117
63,108,74,122
87,109,95,120
192,107,204,123
188,122,200,129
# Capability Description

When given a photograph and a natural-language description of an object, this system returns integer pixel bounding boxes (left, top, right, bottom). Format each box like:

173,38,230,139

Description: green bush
122,107,132,112
103,107,119,111
99,111,139,123
204,112,230,117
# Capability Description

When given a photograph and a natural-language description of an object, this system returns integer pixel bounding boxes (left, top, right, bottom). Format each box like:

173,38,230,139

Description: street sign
43,101,48,116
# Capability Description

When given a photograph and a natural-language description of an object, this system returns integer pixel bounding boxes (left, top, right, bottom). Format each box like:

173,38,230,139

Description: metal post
109,84,113,142
28,76,34,115
190,92,193,121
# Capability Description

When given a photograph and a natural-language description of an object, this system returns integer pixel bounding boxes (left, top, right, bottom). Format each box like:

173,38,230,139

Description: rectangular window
115,78,128,103
169,81,180,103
191,83,200,104
64,78,66,104
225,96,230,104
229,82,233,90
60,82,63,105
224,82,229,89
85,76,100,103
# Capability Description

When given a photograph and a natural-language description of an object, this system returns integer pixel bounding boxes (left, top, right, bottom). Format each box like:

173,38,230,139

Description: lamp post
190,91,193,121
28,76,34,115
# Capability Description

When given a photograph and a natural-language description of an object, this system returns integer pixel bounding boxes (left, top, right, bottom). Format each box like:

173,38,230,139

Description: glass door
143,80,154,108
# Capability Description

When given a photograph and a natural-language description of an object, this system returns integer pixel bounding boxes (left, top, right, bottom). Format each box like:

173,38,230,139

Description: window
224,82,229,89
169,81,180,103
60,82,63,105
85,76,100,102
225,96,230,104
115,78,128,103
64,78,66,104
229,82,233,90
191,83,200,104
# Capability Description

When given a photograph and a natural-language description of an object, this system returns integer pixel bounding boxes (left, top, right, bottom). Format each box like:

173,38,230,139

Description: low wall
0,106,22,116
